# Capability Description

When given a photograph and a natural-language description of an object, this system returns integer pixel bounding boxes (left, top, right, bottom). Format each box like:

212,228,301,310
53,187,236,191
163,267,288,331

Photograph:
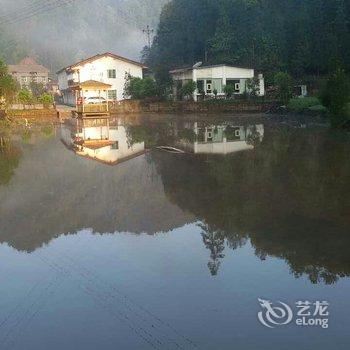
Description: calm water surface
0,115,349,350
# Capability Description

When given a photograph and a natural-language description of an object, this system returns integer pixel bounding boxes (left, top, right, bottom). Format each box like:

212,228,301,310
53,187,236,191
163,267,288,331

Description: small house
170,63,265,101
8,57,50,89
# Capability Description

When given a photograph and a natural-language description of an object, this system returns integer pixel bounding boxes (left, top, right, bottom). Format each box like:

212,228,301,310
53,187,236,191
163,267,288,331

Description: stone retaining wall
110,100,275,114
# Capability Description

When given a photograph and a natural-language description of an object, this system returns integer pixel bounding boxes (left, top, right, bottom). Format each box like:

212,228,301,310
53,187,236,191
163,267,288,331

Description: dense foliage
148,0,350,79
124,75,158,99
0,59,18,107
321,67,350,126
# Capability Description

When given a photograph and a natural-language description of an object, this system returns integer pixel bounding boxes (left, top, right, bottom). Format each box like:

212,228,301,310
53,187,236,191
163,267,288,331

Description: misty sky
0,0,166,70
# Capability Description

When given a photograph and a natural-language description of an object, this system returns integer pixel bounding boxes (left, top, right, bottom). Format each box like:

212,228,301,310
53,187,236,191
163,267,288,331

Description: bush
308,104,327,112
38,93,54,108
288,97,322,111
274,72,293,104
181,80,196,100
18,89,34,106
320,67,350,127
0,59,19,107
124,75,157,99
223,84,235,98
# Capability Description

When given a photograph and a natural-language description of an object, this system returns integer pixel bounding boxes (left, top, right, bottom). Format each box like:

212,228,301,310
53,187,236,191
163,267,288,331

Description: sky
0,0,166,70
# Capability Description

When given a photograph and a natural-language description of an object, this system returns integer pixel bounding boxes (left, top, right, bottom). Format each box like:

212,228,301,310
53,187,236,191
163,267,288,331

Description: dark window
107,69,116,78
197,80,204,93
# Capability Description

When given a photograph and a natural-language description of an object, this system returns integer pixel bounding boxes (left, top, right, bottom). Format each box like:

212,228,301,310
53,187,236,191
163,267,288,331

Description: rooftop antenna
143,25,154,48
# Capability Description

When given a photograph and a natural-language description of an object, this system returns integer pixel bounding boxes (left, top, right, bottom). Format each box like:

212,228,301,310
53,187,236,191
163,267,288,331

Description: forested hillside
149,0,350,79
0,0,166,71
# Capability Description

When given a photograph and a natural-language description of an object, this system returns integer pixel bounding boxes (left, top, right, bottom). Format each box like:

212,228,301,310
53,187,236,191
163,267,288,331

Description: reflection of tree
199,223,225,276
0,137,22,185
154,126,350,284
125,121,175,148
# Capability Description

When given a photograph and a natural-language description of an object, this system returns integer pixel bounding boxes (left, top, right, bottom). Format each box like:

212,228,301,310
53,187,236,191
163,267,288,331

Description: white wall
195,66,254,80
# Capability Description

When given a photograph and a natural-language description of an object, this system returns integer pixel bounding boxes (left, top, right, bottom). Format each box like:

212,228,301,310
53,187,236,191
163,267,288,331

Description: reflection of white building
176,122,264,154
61,117,145,165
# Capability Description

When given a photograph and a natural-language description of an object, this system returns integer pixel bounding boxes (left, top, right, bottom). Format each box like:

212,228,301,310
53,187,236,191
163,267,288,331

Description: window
108,90,117,100
206,80,212,94
197,80,204,94
107,69,116,78
235,129,241,137
111,141,119,150
212,79,223,93
227,79,240,93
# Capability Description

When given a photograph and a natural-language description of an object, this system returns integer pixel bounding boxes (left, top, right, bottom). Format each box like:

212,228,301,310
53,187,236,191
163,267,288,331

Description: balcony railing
76,103,109,114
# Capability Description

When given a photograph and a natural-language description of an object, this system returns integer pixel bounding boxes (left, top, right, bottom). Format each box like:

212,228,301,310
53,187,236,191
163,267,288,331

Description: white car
84,96,107,104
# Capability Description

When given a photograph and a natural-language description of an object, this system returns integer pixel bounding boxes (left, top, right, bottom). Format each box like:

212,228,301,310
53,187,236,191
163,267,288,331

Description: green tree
320,67,350,127
38,93,54,108
0,59,18,109
124,76,157,100
223,84,235,98
180,80,196,100
245,77,260,98
148,0,350,78
274,72,293,104
29,82,45,98
18,89,34,107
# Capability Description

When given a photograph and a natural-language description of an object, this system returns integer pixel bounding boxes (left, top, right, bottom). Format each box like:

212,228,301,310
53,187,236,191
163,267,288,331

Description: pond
0,115,349,350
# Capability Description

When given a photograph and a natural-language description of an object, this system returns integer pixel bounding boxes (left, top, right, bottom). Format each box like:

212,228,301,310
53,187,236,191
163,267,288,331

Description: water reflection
61,117,145,165
153,127,350,282
0,136,22,186
173,122,264,154
0,117,349,285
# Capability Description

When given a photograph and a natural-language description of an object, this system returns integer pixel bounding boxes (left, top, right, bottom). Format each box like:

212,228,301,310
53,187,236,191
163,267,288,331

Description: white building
170,63,265,101
57,52,146,105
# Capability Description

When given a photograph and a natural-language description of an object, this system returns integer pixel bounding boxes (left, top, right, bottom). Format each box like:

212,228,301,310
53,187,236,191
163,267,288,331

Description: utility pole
143,25,154,48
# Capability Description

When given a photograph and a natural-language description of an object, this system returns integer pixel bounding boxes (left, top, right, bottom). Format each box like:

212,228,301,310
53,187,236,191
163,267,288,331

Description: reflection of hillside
153,128,350,283
0,137,194,252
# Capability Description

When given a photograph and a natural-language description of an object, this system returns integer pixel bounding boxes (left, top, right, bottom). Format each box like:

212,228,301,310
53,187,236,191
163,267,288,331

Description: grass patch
288,97,323,111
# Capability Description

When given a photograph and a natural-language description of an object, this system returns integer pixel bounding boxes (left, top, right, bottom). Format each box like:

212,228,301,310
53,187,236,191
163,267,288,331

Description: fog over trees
0,0,166,70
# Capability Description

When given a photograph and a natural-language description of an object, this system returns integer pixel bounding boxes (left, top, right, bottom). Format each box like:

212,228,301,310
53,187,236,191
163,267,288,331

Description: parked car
84,96,107,104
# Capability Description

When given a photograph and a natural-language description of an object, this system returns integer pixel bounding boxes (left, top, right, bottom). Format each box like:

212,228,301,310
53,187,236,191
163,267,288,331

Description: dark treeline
148,0,350,80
